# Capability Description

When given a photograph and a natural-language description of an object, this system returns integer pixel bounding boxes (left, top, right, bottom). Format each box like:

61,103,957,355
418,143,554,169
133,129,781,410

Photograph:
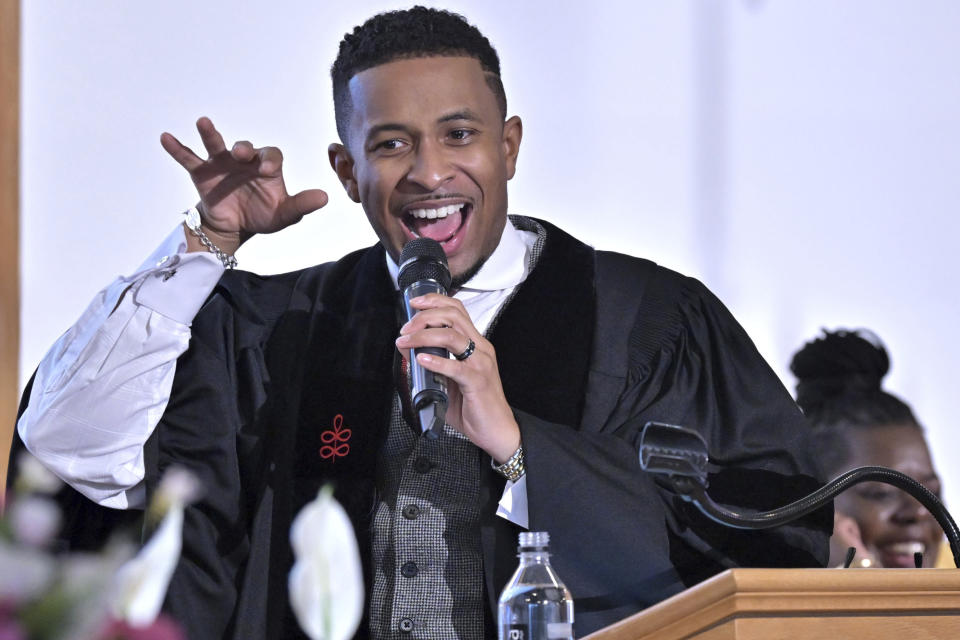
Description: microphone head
638,422,709,484
398,237,452,291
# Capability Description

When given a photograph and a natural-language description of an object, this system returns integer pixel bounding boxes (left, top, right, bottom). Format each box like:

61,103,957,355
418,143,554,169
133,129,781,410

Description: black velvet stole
479,219,598,618
491,220,596,426
249,246,398,639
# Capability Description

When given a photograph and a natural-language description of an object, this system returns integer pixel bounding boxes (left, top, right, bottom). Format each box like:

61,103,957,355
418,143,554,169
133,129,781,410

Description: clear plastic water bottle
498,531,575,639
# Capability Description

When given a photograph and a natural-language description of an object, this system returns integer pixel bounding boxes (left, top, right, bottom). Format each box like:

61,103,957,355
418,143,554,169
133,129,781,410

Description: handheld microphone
398,237,453,439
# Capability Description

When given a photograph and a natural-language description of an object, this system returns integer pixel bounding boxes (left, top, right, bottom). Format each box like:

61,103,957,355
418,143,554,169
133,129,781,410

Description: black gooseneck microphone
638,421,960,568
398,237,453,439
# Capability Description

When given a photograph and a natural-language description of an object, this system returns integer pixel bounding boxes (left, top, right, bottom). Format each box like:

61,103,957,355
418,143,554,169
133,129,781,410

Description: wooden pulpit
584,568,960,640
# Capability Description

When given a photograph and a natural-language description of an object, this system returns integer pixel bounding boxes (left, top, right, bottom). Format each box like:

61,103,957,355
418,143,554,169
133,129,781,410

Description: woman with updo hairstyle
790,328,942,568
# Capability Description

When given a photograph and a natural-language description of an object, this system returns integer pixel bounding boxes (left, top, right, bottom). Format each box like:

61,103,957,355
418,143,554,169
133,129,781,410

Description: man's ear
328,143,360,203
502,116,523,180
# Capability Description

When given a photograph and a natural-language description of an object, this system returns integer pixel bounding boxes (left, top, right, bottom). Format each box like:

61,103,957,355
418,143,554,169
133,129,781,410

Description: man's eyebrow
365,122,409,141
438,109,483,124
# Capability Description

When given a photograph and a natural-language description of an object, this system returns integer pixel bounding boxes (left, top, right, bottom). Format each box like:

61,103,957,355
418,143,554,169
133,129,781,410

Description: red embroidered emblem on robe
319,414,351,461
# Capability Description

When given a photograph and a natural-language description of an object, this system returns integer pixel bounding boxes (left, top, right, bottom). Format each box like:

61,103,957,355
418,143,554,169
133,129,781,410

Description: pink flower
0,604,25,640
97,615,185,640
0,621,26,640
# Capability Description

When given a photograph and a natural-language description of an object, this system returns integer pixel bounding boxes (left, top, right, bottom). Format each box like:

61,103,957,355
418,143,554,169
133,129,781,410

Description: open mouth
403,202,472,245
878,541,928,567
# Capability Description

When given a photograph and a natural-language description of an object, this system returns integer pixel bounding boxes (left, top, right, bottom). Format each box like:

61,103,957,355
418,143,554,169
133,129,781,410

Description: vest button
402,504,421,520
413,457,433,473
401,561,419,578
399,617,415,632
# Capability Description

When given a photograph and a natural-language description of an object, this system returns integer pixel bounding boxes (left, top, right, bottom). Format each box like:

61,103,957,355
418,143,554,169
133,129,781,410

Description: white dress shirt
18,219,534,527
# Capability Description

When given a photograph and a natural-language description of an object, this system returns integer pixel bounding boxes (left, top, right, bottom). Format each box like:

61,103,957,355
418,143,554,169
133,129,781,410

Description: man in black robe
12,7,830,639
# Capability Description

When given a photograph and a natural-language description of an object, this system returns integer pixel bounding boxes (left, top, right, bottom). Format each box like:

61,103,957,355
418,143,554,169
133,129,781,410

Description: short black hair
791,328,920,476
331,6,507,143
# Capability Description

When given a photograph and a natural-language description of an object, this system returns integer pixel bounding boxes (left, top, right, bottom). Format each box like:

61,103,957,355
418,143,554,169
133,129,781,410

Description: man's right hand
160,117,329,256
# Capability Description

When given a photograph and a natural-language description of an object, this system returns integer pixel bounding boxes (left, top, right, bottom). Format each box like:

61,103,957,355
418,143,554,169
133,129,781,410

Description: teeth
888,541,926,555
408,203,464,219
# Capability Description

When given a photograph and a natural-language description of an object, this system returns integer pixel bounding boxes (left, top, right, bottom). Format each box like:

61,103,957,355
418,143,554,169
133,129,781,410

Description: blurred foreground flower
12,453,63,495
97,615,184,640
110,467,201,628
0,454,195,640
7,496,62,548
289,486,364,640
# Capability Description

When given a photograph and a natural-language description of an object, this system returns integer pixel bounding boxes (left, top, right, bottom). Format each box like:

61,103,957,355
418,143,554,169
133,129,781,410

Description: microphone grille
398,237,452,291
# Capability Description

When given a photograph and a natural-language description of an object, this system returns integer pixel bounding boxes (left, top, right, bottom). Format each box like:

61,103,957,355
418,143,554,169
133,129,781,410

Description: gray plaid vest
368,219,546,639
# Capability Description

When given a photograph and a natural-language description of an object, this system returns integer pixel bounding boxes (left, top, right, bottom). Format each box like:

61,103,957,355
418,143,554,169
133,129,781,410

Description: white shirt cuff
133,226,224,325
496,474,529,529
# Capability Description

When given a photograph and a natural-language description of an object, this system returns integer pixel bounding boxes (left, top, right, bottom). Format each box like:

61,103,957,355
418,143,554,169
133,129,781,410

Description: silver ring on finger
454,338,476,361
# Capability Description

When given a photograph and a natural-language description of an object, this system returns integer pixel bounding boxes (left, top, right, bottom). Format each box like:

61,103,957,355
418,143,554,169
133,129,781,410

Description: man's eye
376,139,405,152
448,129,474,142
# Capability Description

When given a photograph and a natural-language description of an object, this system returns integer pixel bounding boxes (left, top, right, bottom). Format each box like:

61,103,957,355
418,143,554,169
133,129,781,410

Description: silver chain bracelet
183,206,238,269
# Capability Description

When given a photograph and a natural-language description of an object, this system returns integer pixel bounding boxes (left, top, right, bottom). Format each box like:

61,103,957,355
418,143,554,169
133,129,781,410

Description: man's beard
450,253,491,292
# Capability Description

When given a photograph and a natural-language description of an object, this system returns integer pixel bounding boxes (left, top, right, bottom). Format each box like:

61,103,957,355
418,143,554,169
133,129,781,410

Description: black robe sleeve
148,267,302,640
517,266,830,636
151,324,254,639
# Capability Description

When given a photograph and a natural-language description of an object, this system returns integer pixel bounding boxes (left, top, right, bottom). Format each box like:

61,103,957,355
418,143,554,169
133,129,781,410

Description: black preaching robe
11,218,830,639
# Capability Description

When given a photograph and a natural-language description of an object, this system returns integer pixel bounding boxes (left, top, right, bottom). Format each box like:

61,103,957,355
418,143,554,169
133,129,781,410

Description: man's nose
405,141,454,190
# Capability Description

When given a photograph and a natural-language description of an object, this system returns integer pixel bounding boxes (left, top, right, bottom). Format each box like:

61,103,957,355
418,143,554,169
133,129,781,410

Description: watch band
492,444,525,482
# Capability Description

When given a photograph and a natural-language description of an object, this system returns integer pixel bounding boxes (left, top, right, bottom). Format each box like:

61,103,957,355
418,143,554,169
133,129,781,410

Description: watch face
184,206,202,230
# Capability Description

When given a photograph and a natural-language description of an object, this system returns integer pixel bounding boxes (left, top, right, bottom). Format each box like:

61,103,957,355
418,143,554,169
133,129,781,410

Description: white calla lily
289,486,364,640
110,502,185,627
110,466,200,627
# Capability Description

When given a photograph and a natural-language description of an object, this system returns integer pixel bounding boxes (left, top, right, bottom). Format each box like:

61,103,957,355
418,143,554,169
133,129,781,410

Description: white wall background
21,2,960,510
